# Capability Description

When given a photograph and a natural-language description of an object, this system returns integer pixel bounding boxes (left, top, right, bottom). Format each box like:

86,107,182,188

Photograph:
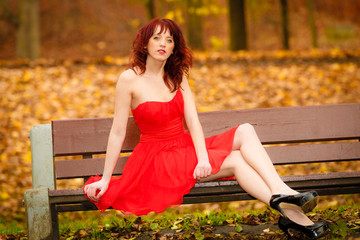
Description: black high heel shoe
270,191,319,217
278,216,329,239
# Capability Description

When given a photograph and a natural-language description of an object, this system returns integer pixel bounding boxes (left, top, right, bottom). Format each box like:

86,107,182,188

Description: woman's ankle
272,184,298,196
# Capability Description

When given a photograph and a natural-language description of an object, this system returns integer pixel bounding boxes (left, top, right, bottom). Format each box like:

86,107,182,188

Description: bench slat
55,141,360,179
56,157,128,179
57,204,98,212
52,103,360,156
182,186,360,204
50,171,360,198
266,141,360,165
52,117,140,156
50,171,360,207
55,184,360,213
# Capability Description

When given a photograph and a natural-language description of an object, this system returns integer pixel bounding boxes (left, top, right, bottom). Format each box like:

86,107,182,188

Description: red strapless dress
84,90,237,215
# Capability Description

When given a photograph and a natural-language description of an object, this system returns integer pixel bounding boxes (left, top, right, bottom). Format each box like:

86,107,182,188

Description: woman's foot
278,216,329,239
270,191,319,216
281,206,314,226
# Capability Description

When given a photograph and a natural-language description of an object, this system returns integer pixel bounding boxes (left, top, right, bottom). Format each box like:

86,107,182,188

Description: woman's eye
167,39,173,43
153,36,160,40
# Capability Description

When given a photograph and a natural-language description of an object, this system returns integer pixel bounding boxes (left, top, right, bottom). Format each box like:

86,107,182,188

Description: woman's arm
84,71,132,202
181,76,212,180
102,73,132,182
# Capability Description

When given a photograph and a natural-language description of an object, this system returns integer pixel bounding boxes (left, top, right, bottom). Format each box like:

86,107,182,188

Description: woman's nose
160,38,166,46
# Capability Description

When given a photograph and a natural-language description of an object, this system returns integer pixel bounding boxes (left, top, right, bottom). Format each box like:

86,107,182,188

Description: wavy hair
129,18,193,92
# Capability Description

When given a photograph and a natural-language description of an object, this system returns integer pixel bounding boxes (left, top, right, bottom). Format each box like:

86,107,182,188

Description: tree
280,0,289,50
228,0,247,51
306,0,317,48
187,0,204,50
17,0,40,59
0,0,18,28
143,0,155,20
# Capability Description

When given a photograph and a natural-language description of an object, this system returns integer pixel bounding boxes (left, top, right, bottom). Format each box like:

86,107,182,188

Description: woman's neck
145,57,166,78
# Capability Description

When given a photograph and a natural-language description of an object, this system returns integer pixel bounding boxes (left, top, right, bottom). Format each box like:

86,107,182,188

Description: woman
84,18,328,239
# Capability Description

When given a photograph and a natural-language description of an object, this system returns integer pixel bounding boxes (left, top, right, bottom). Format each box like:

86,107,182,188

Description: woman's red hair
129,18,193,92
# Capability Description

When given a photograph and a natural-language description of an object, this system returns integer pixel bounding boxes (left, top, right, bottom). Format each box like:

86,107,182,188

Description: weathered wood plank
52,117,140,156
265,141,360,165
55,156,128,179
198,103,360,144
52,103,360,156
55,141,360,179
57,204,98,212
54,185,360,212
49,171,360,206
183,186,360,204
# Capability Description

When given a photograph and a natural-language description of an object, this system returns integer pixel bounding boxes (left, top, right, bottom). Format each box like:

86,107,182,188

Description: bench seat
49,171,360,213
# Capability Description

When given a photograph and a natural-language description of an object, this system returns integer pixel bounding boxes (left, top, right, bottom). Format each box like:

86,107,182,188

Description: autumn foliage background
1,0,360,223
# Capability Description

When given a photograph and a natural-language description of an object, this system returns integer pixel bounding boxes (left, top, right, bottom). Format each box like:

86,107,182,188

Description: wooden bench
24,103,360,240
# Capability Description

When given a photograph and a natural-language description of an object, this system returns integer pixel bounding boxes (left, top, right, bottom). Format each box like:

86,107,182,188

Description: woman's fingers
85,183,99,202
207,167,212,176
89,187,96,201
199,167,204,178
199,168,204,178
193,164,212,179
193,167,200,179
194,168,199,179
97,190,105,199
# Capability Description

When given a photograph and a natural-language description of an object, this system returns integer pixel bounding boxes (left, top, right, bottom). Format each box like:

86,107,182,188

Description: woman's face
146,26,175,62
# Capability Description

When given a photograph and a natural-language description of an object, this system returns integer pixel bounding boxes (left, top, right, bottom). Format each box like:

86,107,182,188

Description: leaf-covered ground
1,204,359,239
57,205,359,240
0,49,360,227
60,208,360,240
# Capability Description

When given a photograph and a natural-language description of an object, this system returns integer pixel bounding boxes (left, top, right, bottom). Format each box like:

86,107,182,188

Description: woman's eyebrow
153,33,173,38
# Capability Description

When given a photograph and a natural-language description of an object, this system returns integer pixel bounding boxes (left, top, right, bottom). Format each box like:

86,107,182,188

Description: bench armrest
29,124,56,189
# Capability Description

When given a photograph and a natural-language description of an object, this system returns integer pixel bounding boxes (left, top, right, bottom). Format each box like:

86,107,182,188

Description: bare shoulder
116,69,139,92
180,75,191,92
118,69,138,82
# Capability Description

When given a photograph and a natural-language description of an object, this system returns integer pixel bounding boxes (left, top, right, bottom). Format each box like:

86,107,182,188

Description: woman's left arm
181,76,212,180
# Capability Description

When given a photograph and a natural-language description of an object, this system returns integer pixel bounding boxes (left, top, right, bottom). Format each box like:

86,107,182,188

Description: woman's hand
84,178,109,202
193,160,212,180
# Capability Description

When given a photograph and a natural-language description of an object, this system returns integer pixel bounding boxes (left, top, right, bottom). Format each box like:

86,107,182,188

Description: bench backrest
51,103,360,183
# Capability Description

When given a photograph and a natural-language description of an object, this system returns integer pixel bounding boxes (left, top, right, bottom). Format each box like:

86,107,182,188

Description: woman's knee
238,123,255,133
235,123,256,140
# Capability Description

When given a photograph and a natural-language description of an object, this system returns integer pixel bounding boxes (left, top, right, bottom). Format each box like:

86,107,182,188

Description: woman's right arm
84,72,132,202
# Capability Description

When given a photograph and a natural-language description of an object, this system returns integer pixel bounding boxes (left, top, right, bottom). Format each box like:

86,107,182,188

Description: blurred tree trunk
187,0,204,50
0,0,18,27
144,0,155,20
306,0,317,48
280,0,289,49
17,0,40,59
228,0,247,51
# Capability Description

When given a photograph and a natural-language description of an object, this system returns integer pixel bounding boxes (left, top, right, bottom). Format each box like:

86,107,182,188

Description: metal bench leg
24,188,55,240
51,203,60,239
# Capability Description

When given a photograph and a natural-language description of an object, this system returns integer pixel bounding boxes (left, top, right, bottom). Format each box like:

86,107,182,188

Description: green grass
54,206,359,239
1,201,359,239
55,207,273,238
0,217,25,235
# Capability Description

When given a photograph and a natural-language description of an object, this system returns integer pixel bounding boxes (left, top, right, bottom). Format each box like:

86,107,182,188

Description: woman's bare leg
200,151,272,204
201,137,314,225
232,123,297,195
